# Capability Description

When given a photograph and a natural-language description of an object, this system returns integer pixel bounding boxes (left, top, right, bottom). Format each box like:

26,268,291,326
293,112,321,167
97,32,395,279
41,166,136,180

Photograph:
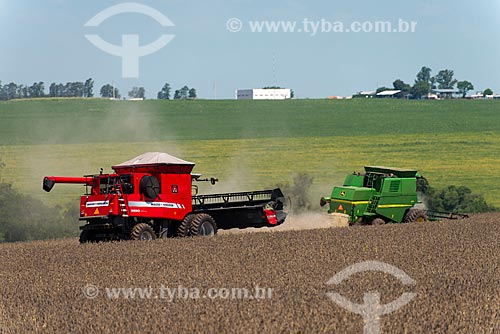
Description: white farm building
236,88,291,100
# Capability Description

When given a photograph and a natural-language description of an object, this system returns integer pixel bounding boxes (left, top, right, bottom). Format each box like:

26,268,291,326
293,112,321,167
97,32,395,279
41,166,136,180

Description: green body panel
327,186,373,216
326,166,419,223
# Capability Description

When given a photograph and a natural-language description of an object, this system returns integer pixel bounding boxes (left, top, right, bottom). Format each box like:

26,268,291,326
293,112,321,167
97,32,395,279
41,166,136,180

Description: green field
1,98,499,207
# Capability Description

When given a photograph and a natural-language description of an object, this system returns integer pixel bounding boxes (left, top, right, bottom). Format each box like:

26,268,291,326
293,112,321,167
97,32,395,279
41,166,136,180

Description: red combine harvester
43,152,287,242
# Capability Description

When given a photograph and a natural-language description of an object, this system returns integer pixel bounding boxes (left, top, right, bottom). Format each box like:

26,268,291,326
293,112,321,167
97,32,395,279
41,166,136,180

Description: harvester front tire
371,218,386,226
177,214,195,237
403,209,428,223
79,229,94,243
351,217,364,226
190,213,217,237
130,223,156,241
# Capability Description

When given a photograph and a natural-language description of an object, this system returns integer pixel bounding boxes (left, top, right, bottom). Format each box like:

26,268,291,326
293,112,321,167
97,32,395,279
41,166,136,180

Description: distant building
236,88,291,100
430,89,459,99
357,91,376,98
376,90,402,98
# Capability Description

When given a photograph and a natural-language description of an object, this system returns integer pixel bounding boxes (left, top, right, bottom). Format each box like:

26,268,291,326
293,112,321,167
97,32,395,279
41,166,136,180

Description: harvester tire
371,218,386,226
130,223,156,241
190,213,217,237
351,217,364,226
177,214,195,237
403,209,428,223
79,229,95,243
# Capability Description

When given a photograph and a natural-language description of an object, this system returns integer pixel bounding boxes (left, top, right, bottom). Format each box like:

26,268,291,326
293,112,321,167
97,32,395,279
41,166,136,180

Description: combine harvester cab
320,166,427,226
43,152,287,243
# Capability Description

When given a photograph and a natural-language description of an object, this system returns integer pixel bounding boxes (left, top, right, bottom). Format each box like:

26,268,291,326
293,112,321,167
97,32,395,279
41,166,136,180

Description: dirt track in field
1,213,500,333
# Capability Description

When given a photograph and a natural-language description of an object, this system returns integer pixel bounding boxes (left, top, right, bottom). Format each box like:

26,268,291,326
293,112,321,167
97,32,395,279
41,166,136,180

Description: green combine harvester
320,166,467,226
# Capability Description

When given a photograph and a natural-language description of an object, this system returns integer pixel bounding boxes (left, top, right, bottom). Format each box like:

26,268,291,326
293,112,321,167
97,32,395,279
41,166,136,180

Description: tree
483,88,493,96
430,76,437,90
0,81,6,100
413,66,433,98
157,83,171,100
100,84,120,98
426,185,495,213
49,83,57,97
415,66,432,85
84,78,94,98
65,82,84,97
180,85,189,99
5,82,18,100
173,90,181,99
17,85,28,99
188,88,197,99
435,69,457,89
393,79,411,94
411,81,431,99
457,81,474,98
128,86,145,99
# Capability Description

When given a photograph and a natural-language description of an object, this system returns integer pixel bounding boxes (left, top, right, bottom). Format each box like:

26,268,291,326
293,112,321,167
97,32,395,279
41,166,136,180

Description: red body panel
75,171,193,221
264,209,278,225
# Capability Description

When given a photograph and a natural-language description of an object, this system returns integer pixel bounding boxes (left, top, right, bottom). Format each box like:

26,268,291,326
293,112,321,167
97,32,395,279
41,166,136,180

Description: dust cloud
219,212,348,235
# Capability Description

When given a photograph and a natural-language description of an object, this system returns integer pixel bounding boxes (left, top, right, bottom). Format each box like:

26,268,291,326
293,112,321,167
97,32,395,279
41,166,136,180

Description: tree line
0,79,95,100
0,161,78,242
358,66,493,99
157,83,197,100
417,178,495,213
0,80,198,100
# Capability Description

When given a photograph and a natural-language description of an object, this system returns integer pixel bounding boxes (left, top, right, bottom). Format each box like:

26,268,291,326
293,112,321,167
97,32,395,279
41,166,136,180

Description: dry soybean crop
1,214,499,333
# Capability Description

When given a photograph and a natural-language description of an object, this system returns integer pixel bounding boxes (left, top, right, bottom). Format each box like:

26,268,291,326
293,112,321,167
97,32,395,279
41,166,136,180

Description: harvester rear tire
177,214,195,237
190,213,217,237
130,223,156,241
403,209,428,223
371,218,386,226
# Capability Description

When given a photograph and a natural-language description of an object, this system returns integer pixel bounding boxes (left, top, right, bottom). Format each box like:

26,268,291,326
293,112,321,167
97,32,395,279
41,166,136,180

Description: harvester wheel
371,218,386,226
130,223,156,241
403,209,428,223
190,213,217,237
177,214,195,237
79,229,95,243
351,217,364,226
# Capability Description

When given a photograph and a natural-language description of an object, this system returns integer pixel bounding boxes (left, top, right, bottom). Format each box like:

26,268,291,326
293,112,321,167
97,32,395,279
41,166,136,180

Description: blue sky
0,0,499,99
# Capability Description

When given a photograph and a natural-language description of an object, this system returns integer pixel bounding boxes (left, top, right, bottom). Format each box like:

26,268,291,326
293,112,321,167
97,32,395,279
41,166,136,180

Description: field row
1,131,499,207
1,99,500,145
0,213,499,333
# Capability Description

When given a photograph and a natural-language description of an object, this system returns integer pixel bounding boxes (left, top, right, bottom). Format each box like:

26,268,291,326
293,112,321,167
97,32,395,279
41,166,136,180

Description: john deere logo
340,191,346,197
